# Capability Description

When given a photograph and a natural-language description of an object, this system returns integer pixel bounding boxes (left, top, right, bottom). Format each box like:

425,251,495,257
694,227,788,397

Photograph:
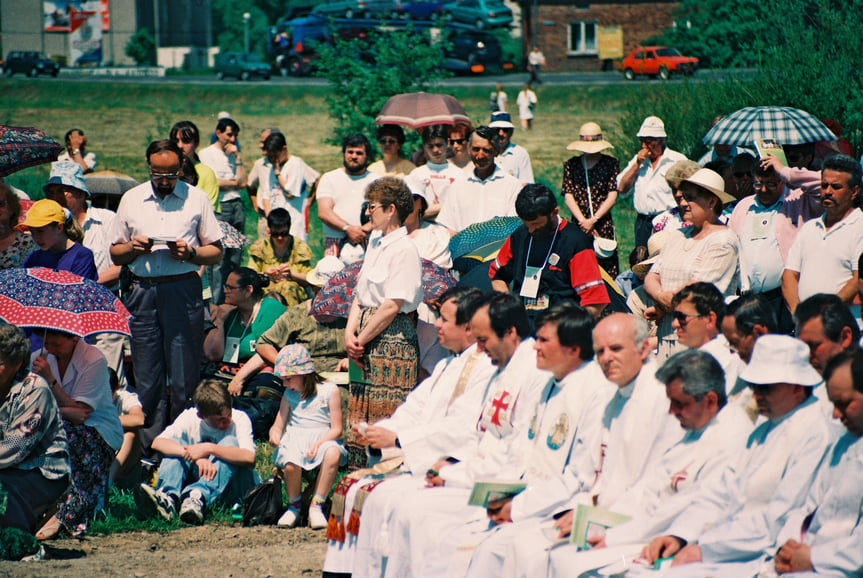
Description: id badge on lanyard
223,337,241,364
521,265,543,298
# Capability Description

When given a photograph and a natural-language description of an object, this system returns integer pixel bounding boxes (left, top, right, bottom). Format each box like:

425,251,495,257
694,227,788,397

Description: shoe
308,506,328,530
179,489,205,525
35,515,63,541
277,508,299,528
134,483,175,521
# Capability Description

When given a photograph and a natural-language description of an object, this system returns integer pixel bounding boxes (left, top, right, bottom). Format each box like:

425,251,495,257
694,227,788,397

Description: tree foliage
125,28,156,66
313,26,448,148
210,0,270,56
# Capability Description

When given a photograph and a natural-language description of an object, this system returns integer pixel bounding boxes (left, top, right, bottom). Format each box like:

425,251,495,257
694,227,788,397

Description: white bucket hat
636,116,667,139
306,255,345,287
739,334,822,387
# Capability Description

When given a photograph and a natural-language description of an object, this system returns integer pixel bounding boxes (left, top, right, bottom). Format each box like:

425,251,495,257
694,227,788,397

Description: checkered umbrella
702,107,836,147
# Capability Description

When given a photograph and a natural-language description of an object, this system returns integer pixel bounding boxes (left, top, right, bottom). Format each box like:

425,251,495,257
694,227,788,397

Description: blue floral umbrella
0,125,64,177
0,268,132,337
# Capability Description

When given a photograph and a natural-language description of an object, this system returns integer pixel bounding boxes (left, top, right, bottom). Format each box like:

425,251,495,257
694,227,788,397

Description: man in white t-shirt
246,127,279,239
134,381,256,525
316,133,378,259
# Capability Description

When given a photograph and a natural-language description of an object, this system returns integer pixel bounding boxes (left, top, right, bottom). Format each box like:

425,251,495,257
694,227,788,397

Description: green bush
125,29,156,66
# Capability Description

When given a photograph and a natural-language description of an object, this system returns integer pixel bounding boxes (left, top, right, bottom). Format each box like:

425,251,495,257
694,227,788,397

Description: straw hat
681,168,736,205
664,160,700,189
566,122,614,154
632,229,672,276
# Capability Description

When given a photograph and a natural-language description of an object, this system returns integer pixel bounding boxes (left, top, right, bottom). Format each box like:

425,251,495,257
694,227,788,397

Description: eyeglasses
671,311,703,326
223,283,245,291
753,181,780,191
378,137,398,145
150,170,181,181
448,138,466,145
681,190,704,202
270,230,290,238
366,203,386,213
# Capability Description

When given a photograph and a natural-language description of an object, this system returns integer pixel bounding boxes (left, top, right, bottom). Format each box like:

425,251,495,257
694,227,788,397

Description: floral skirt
57,422,114,536
345,309,419,469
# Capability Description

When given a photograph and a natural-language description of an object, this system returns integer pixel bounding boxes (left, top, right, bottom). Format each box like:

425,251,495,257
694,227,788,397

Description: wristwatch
342,224,350,233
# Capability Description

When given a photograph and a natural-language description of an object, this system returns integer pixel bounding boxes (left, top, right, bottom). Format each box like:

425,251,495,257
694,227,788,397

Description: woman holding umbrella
0,183,38,269
31,329,123,539
344,177,422,469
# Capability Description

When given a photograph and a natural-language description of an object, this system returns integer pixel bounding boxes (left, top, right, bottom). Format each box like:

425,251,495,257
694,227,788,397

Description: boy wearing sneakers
135,380,256,524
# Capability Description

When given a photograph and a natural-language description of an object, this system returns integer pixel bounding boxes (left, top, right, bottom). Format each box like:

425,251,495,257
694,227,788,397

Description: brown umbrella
83,170,139,196
375,92,470,129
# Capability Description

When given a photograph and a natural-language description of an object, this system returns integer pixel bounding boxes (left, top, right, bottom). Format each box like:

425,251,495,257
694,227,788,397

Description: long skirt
345,308,419,469
57,422,114,536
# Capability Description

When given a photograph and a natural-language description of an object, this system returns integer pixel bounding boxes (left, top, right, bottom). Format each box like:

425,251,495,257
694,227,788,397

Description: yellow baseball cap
23,199,66,228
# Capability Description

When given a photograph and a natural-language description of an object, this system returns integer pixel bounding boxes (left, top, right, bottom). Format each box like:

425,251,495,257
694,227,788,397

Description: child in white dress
269,344,346,529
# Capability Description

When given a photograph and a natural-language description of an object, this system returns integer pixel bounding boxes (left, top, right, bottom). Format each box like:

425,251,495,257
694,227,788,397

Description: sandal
35,515,63,541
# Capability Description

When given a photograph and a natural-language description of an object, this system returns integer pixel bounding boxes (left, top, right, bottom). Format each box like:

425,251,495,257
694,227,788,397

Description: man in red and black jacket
490,184,609,320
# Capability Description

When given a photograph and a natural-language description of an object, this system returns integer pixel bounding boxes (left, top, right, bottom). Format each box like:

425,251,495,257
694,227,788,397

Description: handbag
241,475,283,527
583,157,617,259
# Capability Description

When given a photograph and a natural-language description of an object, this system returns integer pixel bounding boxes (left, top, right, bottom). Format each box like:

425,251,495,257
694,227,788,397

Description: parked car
397,0,444,20
620,46,698,80
311,0,400,20
443,29,512,74
3,51,60,77
441,0,513,29
215,52,271,81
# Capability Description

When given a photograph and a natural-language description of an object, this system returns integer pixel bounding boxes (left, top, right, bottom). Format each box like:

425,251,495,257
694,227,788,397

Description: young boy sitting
134,380,256,524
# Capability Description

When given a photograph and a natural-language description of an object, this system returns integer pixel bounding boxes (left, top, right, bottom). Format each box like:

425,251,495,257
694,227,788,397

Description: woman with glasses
246,208,314,306
203,266,286,397
344,177,422,469
447,123,473,169
0,183,38,270
369,125,416,177
644,168,740,360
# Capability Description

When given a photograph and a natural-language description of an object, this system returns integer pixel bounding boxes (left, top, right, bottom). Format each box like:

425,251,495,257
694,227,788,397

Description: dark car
3,51,60,77
397,0,444,20
215,52,271,81
620,46,698,80
443,30,512,74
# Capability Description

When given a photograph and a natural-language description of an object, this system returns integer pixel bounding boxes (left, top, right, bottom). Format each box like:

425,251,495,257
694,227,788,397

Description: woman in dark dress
561,122,620,277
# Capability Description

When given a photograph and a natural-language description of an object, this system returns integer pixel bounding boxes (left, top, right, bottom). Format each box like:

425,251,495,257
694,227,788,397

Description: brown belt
131,271,198,285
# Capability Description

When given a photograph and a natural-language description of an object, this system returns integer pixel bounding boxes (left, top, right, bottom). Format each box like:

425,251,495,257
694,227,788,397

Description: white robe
698,334,745,398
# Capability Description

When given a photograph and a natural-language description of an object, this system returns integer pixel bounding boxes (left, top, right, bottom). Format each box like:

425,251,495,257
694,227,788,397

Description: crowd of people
1,107,862,576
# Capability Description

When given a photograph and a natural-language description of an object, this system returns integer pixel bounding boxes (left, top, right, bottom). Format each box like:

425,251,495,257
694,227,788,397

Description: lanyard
524,217,559,273
226,300,261,344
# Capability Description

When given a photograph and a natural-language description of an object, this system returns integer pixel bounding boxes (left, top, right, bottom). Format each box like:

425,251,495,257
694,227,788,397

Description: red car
620,46,699,80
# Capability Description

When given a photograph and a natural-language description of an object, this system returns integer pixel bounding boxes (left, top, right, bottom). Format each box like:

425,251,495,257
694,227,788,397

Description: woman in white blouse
644,168,740,360
344,177,423,468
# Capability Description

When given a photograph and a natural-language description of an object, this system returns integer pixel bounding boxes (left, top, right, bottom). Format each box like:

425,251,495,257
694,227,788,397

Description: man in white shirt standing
316,133,378,260
617,116,688,248
198,117,247,304
489,112,534,184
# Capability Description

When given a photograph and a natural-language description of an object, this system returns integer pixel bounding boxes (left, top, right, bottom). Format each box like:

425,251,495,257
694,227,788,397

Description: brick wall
533,2,679,71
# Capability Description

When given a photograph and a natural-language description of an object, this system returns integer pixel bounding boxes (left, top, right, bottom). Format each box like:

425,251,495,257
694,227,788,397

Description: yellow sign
598,26,624,60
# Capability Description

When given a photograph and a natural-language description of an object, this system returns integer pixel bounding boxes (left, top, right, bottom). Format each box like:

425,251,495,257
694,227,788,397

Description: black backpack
241,476,283,526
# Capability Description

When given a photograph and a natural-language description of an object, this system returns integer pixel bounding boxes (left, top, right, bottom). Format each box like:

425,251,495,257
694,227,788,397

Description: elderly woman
0,183,38,270
31,329,123,539
369,125,416,177
650,159,700,234
344,177,422,468
0,323,69,535
561,122,621,276
644,168,740,360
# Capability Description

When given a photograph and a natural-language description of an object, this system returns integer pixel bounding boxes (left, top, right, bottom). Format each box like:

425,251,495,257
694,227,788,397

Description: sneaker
277,508,299,528
179,490,205,525
134,483,175,521
308,506,328,530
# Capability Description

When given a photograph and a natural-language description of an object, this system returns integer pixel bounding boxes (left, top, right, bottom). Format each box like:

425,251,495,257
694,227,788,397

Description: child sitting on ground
134,380,257,525
269,344,345,529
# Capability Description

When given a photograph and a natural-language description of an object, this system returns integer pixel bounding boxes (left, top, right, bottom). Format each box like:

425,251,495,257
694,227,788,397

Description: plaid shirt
0,373,69,480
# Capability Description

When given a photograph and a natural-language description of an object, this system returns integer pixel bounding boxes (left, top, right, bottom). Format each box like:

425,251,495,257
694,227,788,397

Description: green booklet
467,480,527,507
570,504,631,549
754,138,788,166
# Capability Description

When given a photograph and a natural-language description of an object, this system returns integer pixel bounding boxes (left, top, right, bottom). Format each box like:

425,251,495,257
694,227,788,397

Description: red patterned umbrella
0,268,132,337
0,125,64,177
375,93,470,129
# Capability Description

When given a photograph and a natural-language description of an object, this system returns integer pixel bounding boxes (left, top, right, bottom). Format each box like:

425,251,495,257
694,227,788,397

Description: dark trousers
634,213,656,249
213,198,245,304
126,275,204,449
0,469,68,533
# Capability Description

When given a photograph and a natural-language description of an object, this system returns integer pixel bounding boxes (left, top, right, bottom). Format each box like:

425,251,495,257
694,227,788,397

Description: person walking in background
527,46,546,84
516,83,537,131
489,82,507,113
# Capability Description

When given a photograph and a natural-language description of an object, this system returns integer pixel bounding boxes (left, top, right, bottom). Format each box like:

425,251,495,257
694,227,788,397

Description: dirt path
0,526,328,577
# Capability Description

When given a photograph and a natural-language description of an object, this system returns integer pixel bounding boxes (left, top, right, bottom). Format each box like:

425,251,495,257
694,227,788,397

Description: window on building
568,21,597,55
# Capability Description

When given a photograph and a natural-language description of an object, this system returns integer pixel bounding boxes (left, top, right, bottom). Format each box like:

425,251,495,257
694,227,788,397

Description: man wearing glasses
109,140,223,453
728,152,822,333
617,116,688,248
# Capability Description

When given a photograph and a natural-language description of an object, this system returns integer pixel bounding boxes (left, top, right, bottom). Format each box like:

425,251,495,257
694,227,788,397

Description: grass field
1,78,643,260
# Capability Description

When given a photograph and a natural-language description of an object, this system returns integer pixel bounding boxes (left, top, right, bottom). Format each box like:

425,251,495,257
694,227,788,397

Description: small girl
269,344,345,529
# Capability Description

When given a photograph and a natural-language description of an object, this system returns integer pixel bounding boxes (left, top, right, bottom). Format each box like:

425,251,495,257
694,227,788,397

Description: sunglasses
150,171,181,181
671,311,703,326
448,138,466,145
270,231,290,238
378,137,399,145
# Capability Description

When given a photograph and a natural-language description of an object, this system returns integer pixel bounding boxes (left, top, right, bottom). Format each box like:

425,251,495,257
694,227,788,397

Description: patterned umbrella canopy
0,125,64,177
218,220,248,249
310,259,456,322
702,106,837,147
375,92,470,129
449,216,522,260
0,268,132,337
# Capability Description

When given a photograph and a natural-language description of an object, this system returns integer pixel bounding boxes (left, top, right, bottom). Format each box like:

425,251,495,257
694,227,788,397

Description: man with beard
782,154,863,313
316,133,379,259
436,126,522,233
109,140,223,451
490,184,609,320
